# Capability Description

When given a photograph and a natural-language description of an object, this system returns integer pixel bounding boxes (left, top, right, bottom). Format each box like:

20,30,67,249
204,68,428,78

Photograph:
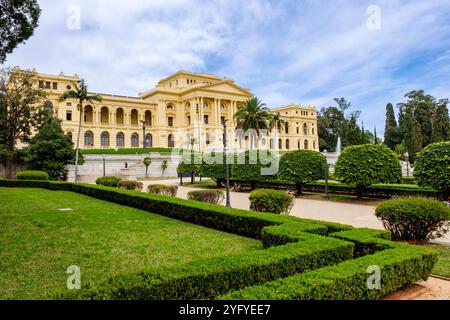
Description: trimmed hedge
117,180,144,192
147,184,178,197
96,176,121,187
375,197,450,241
16,170,49,181
219,229,437,300
249,189,294,215
0,179,438,300
187,190,224,205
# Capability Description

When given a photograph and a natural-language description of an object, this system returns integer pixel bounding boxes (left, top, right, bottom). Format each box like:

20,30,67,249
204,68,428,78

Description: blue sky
4,0,450,135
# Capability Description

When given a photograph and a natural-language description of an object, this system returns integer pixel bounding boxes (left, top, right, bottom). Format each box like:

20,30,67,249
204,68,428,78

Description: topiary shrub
187,190,225,205
277,150,326,194
199,152,234,187
375,197,450,241
177,152,201,184
147,184,178,196
249,189,294,215
335,144,402,199
117,180,144,192
16,170,49,181
414,141,450,200
96,176,121,187
232,150,278,189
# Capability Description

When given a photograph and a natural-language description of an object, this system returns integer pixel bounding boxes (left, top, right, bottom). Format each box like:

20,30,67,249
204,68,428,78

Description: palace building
36,70,319,151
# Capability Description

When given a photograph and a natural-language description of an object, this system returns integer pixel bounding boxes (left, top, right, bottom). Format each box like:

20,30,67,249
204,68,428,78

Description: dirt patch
383,277,450,300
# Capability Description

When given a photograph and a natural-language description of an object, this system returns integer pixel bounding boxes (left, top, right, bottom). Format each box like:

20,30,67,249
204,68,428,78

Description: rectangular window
204,115,209,125
297,127,299,134
66,102,72,106
168,117,174,127
45,82,51,89
39,81,44,89
187,116,191,125
66,111,72,121
52,82,58,90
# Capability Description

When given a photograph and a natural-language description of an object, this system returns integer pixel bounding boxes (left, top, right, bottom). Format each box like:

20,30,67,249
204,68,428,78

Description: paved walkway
141,179,450,245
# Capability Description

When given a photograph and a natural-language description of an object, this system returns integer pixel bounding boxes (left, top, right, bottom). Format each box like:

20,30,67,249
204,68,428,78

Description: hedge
0,179,437,300
219,229,437,300
96,176,121,187
16,170,49,181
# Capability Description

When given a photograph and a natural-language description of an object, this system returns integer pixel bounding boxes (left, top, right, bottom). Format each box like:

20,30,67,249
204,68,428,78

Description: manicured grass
0,188,261,299
422,244,450,278
184,179,220,189
81,147,178,155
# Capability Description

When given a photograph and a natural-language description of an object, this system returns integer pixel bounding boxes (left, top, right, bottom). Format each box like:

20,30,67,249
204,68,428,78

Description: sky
4,0,450,135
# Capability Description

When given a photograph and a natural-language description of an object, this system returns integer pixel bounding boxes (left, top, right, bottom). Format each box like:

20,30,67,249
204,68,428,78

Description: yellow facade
36,70,319,151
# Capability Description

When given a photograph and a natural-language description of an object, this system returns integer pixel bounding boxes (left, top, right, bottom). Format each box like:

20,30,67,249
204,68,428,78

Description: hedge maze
0,179,438,300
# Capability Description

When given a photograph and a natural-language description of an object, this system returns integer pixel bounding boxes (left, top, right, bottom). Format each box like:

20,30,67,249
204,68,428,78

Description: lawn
420,243,450,278
0,188,261,300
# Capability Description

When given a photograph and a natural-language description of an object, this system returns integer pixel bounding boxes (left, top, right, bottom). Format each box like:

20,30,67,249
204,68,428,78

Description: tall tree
0,68,47,178
234,97,270,149
401,106,422,163
59,79,102,182
431,99,450,142
344,114,362,146
0,0,41,63
383,103,401,150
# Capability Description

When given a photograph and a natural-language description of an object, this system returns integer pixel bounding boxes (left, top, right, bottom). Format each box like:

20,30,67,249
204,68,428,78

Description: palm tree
234,97,270,149
59,79,102,182
269,112,285,133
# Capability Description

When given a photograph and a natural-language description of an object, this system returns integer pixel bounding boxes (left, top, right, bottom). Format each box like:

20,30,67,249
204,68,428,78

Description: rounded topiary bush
414,141,450,200
199,152,235,187
278,150,326,194
187,190,225,205
147,184,178,196
96,176,121,187
117,180,144,192
375,197,450,241
335,144,402,198
16,170,49,181
249,189,294,215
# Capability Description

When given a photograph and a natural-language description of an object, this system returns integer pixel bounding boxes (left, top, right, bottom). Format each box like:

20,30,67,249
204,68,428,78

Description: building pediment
194,80,253,97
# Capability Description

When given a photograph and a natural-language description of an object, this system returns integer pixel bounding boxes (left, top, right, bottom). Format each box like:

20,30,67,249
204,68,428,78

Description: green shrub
16,170,49,181
117,180,144,192
278,150,326,193
199,152,231,187
187,190,224,205
414,141,450,199
375,197,450,241
147,184,177,196
401,177,416,185
231,150,277,188
335,144,402,198
96,176,121,187
249,189,294,215
177,152,201,184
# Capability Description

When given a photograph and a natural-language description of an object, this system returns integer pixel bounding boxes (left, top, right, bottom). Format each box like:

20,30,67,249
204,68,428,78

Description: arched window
44,101,53,110
298,140,301,149
261,138,266,146
145,134,153,148
84,131,94,147
205,133,210,145
304,139,309,150
116,108,124,125
101,107,109,124
145,111,152,126
116,132,125,148
313,141,316,150
84,105,94,123
303,123,308,135
286,139,290,150
270,139,274,149
131,109,138,126
285,123,289,134
168,134,175,148
101,132,110,147
67,132,73,141
131,133,139,147
278,139,282,150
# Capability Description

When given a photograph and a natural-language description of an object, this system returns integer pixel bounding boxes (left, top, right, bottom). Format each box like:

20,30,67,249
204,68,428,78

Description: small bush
249,189,294,215
147,184,178,196
375,197,450,241
187,190,225,205
401,177,416,185
96,176,121,187
16,170,49,181
117,180,144,192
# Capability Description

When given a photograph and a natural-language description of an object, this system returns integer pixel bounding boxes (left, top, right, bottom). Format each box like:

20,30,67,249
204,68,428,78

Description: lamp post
102,154,106,177
223,119,231,208
196,103,201,154
140,120,147,154
405,152,410,177
323,149,329,200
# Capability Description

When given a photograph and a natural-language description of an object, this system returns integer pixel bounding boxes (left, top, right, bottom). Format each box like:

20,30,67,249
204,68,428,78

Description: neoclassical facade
36,70,319,152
